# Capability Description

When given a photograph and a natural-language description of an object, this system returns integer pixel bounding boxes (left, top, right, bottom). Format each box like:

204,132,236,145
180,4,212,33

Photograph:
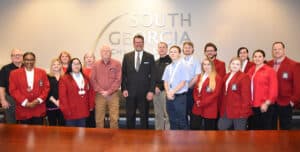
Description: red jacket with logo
247,65,278,107
9,68,50,120
267,57,300,106
220,71,252,118
59,74,95,120
192,75,222,119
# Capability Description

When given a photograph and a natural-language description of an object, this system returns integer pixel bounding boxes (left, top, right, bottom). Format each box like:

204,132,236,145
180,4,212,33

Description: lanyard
184,56,193,65
169,61,180,85
72,73,85,89
251,70,259,101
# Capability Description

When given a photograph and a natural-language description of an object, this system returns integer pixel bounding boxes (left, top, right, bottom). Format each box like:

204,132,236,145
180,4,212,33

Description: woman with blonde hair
83,52,96,78
191,57,222,130
46,58,65,126
82,51,96,128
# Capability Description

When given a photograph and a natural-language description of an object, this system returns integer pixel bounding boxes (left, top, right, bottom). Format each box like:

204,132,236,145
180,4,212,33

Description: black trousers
186,88,194,127
248,105,275,130
19,117,44,125
86,110,96,128
47,109,65,126
271,104,293,130
190,113,217,130
125,93,149,129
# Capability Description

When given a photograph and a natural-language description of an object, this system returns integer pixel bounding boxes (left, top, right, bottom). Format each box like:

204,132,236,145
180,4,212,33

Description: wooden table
0,124,299,152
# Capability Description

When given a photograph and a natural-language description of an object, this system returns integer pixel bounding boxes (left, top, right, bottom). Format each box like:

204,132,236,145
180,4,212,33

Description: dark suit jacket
121,51,155,97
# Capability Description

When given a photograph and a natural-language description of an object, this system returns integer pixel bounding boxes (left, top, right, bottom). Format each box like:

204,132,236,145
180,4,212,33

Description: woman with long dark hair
247,50,278,130
59,58,95,127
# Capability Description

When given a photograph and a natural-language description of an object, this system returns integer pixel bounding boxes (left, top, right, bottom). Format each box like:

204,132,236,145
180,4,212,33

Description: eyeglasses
24,59,35,62
11,54,23,57
72,63,81,66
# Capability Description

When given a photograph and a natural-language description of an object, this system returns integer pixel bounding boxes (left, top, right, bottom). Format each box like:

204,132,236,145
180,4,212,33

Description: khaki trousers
95,92,119,128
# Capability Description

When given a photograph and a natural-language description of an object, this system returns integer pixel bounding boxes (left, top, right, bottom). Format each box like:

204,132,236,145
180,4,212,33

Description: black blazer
121,51,155,96
46,75,59,109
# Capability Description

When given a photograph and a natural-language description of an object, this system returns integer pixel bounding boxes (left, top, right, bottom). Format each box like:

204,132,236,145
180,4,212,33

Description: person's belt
175,92,187,96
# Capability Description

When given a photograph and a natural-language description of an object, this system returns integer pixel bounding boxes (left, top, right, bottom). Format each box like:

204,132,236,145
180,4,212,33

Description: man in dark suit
122,34,155,129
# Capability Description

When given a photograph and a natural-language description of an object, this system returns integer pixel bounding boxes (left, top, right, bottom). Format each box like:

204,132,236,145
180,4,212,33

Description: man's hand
0,99,10,109
166,90,175,100
260,103,269,113
146,92,154,101
100,91,110,98
290,101,294,107
122,90,129,98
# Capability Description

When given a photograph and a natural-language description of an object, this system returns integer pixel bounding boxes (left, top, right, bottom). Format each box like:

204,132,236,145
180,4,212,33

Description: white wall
0,0,299,70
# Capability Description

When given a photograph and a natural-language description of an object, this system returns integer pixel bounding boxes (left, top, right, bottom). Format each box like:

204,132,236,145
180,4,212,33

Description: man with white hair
0,48,23,123
90,45,122,128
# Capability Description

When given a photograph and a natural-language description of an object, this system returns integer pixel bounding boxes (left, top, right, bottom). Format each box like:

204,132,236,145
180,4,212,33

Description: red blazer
243,61,255,73
9,68,50,120
267,57,300,106
247,64,278,107
82,67,96,109
59,74,95,120
214,59,226,78
83,68,92,78
192,75,222,119
220,71,252,119
62,67,67,73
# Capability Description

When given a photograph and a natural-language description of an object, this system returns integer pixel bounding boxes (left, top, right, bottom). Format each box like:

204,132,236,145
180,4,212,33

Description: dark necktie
136,52,140,71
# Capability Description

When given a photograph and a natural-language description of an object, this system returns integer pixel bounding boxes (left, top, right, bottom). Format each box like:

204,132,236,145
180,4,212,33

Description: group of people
1,34,300,130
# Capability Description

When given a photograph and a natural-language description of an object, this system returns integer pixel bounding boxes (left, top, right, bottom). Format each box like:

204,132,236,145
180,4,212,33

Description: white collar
71,72,85,89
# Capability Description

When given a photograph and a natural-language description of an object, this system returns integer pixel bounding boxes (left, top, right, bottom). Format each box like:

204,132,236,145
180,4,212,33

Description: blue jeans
65,118,86,127
166,94,188,130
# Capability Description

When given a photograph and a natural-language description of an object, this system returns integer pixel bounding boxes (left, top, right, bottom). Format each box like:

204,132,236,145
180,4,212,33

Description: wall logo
95,12,192,59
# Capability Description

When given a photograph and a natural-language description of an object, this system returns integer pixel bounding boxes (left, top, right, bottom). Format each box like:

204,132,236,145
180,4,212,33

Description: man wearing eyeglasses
0,48,23,123
121,34,155,129
204,42,226,77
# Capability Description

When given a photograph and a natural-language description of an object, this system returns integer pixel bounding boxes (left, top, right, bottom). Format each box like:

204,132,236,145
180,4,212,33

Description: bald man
0,49,23,123
90,45,122,128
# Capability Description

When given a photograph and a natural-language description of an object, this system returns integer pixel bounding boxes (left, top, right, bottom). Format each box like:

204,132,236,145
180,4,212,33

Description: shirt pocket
108,68,117,79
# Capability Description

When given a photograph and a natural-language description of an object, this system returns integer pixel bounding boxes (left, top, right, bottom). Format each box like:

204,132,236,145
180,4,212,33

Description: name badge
206,86,212,93
39,80,43,87
282,72,289,79
78,88,86,95
232,84,237,91
110,68,116,72
144,62,149,64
